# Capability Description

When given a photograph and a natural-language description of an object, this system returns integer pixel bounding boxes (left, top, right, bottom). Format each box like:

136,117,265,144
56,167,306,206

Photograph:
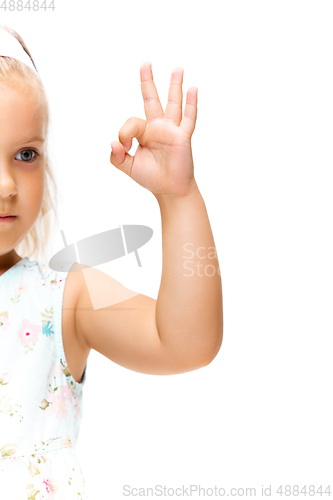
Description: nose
0,160,18,198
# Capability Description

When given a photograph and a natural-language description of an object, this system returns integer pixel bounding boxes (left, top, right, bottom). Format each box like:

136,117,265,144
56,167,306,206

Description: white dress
0,256,88,498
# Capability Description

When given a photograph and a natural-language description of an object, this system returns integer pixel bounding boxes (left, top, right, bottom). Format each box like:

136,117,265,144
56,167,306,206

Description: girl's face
0,85,46,265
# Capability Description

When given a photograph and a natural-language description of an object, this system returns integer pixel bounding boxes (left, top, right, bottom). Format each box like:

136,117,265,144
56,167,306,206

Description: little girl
0,25,223,498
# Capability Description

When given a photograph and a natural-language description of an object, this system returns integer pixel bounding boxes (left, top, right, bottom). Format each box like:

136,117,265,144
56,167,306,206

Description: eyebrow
23,137,45,143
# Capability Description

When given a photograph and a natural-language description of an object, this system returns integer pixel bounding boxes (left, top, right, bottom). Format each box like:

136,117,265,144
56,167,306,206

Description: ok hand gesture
110,62,198,198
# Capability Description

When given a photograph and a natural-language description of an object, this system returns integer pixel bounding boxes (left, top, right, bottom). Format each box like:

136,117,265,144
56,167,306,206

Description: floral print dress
0,257,88,499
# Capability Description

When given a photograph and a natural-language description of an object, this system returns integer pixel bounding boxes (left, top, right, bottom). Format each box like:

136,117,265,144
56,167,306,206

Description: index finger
140,62,164,123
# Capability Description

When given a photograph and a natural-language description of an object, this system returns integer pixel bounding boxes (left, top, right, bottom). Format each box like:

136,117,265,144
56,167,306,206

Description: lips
0,214,16,217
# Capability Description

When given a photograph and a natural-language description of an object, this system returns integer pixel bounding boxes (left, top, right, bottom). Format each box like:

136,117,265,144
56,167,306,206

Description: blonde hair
0,24,58,264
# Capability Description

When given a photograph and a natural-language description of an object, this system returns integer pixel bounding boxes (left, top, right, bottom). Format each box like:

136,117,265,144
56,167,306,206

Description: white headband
0,28,38,76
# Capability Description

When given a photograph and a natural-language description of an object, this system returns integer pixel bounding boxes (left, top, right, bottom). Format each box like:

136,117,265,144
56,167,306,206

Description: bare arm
74,182,222,375
74,62,223,376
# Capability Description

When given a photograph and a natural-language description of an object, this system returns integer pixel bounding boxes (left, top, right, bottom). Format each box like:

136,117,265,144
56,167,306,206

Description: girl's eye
15,149,40,162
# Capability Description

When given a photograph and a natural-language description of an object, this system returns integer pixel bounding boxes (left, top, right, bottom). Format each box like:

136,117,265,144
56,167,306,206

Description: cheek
21,170,45,219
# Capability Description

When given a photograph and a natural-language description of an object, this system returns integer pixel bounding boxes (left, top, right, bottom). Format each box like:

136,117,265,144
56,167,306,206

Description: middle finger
164,67,184,125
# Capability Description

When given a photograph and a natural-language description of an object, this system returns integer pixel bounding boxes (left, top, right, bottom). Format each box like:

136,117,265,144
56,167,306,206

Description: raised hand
110,62,198,198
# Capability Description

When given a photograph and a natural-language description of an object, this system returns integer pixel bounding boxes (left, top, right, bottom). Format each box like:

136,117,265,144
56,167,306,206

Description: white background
2,1,333,498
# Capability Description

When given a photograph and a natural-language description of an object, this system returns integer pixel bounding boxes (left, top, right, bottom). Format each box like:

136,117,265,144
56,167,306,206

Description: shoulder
66,262,93,310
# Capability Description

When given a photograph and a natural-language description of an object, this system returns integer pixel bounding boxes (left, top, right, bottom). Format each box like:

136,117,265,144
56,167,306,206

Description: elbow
201,326,224,367
162,326,224,374
185,328,224,371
